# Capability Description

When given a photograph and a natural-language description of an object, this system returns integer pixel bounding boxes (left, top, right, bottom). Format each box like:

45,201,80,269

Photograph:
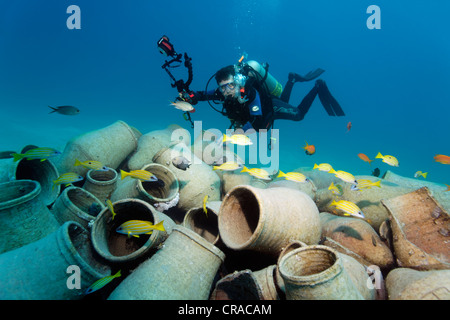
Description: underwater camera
157,35,176,57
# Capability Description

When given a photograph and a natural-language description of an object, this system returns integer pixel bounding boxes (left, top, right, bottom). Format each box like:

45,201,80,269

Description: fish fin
74,159,82,166
277,170,285,178
313,163,318,169
423,172,428,178
40,158,46,162
153,221,165,231
12,153,24,162
48,106,57,113
213,166,218,170
115,270,122,278
120,170,127,180
328,168,337,174
375,152,383,159
241,166,248,173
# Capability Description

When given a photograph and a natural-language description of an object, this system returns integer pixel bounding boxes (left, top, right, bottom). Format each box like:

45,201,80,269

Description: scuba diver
157,35,344,132
181,60,345,132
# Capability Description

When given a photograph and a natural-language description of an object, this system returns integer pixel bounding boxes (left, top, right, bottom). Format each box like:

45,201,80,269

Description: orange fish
445,184,450,192
434,154,450,165
303,141,315,155
346,121,352,132
358,153,373,165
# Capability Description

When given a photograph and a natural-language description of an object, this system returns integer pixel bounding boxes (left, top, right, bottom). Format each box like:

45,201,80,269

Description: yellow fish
203,195,209,217
12,147,61,162
213,161,243,171
375,152,399,167
74,159,108,171
277,170,308,183
328,182,343,195
414,171,428,179
120,169,158,181
85,270,121,295
116,220,165,238
106,199,116,220
328,169,357,184
330,200,365,219
313,163,333,172
53,172,84,188
241,166,272,180
223,134,253,146
351,179,381,191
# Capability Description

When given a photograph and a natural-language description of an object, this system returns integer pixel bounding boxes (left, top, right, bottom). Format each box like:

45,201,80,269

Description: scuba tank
246,60,283,98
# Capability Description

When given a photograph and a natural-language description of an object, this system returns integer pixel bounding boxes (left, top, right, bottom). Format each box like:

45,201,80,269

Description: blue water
1,0,449,185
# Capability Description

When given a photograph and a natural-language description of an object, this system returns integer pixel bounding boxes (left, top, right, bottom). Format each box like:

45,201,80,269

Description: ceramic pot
51,120,139,175
108,225,225,300
315,174,415,230
152,142,221,211
381,187,450,270
183,201,222,245
110,163,179,209
386,268,450,300
0,179,59,254
218,185,321,255
127,124,188,170
91,198,175,264
51,186,105,229
82,167,118,203
278,245,374,300
0,221,111,300
319,212,394,270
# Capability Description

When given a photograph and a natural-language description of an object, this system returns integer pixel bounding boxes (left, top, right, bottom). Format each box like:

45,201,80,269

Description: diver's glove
179,91,198,105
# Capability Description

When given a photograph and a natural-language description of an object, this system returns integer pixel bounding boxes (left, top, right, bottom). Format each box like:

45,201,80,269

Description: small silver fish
170,101,195,113
48,105,80,115
172,156,191,170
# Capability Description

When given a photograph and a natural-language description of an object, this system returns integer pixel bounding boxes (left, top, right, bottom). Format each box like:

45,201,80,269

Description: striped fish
74,159,108,171
351,179,381,191
53,172,83,187
329,169,357,184
213,161,243,171
116,220,165,238
12,147,61,162
330,200,365,219
241,166,272,180
375,152,399,167
313,163,333,172
120,169,158,181
85,270,121,295
106,199,117,220
277,171,308,183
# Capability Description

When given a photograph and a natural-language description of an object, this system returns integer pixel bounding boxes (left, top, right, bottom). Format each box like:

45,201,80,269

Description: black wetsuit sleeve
195,89,223,101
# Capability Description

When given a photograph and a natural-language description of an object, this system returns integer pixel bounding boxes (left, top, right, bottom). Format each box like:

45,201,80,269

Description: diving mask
218,81,236,93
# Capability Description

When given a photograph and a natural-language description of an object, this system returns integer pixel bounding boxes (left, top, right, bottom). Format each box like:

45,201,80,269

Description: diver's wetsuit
195,73,344,131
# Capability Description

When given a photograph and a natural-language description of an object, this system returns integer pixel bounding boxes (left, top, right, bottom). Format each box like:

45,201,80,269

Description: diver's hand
179,91,198,105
